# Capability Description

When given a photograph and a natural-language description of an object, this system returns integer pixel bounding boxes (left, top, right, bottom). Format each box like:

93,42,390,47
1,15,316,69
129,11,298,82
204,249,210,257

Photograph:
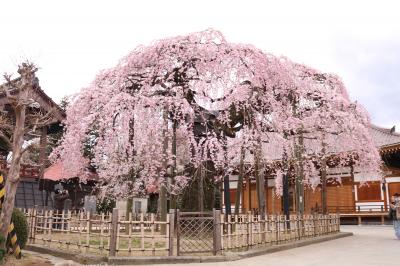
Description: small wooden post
27,209,32,243
213,209,222,255
250,213,254,246
168,209,175,256
109,208,119,257
78,211,84,251
128,212,132,256
176,210,180,256
312,215,315,236
235,214,239,248
151,213,155,256
32,208,37,244
86,211,90,253
66,210,71,250
100,213,104,253
246,212,251,247
140,213,145,253
48,210,53,247
227,213,231,249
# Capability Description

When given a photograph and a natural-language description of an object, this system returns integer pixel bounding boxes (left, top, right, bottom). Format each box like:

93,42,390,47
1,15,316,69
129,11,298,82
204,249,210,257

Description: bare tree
0,62,54,243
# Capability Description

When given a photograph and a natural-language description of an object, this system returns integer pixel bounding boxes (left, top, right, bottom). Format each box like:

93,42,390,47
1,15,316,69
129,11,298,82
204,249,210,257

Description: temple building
0,75,65,209
226,125,400,224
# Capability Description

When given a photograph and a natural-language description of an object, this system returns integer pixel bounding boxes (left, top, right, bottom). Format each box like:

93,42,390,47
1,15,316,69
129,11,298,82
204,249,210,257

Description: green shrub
10,208,28,249
96,197,116,214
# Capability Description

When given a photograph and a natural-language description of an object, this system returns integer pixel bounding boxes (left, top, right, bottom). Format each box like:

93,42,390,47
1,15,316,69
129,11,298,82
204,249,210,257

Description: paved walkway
152,225,400,266
25,225,400,265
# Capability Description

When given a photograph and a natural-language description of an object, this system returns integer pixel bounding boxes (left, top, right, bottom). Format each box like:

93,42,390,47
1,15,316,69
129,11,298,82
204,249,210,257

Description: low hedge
10,208,28,249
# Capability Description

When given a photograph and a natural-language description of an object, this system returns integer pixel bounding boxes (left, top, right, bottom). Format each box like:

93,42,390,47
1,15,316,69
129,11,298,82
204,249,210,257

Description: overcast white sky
1,0,399,130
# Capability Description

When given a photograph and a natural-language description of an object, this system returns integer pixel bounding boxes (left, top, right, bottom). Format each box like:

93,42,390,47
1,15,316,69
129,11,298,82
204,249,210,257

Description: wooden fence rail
24,208,170,256
220,213,340,251
22,208,340,257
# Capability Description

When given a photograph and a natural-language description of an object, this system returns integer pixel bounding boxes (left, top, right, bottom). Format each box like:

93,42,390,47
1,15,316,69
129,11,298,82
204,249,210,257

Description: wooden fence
25,208,170,256
220,213,340,250
23,208,340,257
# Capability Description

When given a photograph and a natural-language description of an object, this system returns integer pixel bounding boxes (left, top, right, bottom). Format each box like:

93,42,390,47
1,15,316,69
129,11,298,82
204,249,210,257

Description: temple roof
234,124,400,164
0,76,66,123
368,125,400,148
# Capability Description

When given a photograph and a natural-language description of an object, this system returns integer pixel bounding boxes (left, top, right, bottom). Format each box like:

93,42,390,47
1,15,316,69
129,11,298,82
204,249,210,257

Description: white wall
116,197,148,214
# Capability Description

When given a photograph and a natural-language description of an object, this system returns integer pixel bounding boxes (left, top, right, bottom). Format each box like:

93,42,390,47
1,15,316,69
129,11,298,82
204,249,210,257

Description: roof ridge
370,124,400,137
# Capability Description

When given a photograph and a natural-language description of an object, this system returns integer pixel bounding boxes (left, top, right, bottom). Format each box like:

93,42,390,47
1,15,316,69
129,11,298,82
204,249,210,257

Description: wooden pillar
234,147,245,215
198,164,205,212
38,126,48,206
247,175,252,212
283,172,290,227
321,167,327,214
160,110,168,234
170,120,177,210
254,140,265,219
109,208,119,256
213,209,222,255
168,209,175,256
159,185,167,233
38,126,48,178
223,175,231,215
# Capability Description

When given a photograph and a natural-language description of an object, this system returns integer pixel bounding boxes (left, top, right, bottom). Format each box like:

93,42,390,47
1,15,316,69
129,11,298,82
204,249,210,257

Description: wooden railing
25,208,170,257
23,208,341,257
220,213,340,250
327,205,388,213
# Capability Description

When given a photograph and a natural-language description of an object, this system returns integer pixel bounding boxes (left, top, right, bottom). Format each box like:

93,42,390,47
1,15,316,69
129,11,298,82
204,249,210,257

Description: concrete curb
25,244,107,264
26,232,353,265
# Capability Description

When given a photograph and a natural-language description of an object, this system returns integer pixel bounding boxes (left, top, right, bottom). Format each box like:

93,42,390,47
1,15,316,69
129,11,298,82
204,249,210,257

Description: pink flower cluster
52,29,382,198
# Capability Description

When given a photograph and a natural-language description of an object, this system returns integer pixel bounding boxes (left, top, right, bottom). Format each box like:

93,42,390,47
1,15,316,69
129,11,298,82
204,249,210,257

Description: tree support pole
234,147,245,215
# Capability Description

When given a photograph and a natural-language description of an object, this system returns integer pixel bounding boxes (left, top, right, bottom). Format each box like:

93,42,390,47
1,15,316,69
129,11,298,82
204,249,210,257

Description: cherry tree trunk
282,151,290,228
254,143,265,219
234,147,245,215
295,134,305,215
0,105,26,245
320,139,328,214
198,165,205,212
222,134,231,215
320,161,327,214
160,110,168,234
223,173,231,214
170,120,177,209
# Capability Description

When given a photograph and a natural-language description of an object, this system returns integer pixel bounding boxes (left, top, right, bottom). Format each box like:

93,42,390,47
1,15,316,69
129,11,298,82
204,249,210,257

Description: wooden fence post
176,209,180,256
168,209,175,256
32,207,37,244
109,208,119,257
27,209,32,243
213,209,222,255
246,212,251,247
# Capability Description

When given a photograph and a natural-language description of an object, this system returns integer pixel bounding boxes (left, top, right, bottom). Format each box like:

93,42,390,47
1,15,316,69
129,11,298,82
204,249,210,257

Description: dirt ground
2,252,53,266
